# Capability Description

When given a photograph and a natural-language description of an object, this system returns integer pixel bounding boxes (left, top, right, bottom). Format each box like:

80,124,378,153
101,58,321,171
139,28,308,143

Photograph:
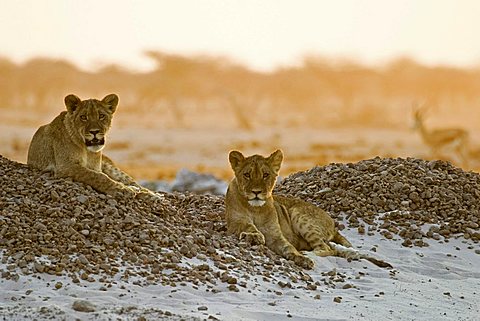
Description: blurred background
1,0,480,182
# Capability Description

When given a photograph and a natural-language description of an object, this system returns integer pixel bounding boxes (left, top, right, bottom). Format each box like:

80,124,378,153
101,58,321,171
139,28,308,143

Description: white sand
1,224,479,321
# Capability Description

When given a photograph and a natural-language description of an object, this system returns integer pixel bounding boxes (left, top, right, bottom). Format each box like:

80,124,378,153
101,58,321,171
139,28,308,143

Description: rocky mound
1,155,479,291
0,155,313,291
276,157,480,248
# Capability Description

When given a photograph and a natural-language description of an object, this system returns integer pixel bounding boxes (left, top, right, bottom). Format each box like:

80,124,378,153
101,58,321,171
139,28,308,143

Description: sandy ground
1,222,479,321
1,107,479,182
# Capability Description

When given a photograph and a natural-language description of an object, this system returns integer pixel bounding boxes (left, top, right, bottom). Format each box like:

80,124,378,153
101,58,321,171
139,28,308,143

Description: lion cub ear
65,94,81,113
102,94,119,113
229,150,245,172
267,149,283,174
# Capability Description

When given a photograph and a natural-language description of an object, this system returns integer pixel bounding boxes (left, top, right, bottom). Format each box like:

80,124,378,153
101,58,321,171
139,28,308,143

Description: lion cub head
64,94,118,152
229,150,283,207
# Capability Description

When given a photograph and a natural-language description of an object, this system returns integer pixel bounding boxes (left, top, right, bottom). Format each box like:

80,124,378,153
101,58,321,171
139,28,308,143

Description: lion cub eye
243,172,250,179
80,115,87,121
263,173,270,179
99,113,106,120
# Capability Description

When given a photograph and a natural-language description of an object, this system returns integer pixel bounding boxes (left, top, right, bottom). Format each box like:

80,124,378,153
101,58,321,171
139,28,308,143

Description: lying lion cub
225,149,391,269
27,94,157,199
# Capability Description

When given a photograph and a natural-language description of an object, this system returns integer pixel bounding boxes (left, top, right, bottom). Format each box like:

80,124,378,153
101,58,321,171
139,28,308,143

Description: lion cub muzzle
85,129,106,152
248,189,267,207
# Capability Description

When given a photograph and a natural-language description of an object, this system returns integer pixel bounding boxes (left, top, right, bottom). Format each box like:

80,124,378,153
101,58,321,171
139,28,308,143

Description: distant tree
18,58,80,109
0,57,16,108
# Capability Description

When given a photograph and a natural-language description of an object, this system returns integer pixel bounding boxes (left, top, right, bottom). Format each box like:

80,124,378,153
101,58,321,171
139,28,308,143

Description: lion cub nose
89,129,100,135
252,190,262,196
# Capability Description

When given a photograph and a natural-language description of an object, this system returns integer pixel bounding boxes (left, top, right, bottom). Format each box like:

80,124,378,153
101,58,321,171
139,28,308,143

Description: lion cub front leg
101,157,162,200
229,214,265,245
101,155,141,186
269,235,314,269
57,164,136,197
240,228,265,245
263,223,315,269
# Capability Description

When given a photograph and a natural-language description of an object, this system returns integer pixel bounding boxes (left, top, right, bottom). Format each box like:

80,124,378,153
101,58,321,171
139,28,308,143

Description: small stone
76,195,88,204
382,231,393,239
50,190,60,201
104,237,114,246
228,284,239,292
180,245,189,255
198,306,208,311
72,300,96,312
357,226,365,234
17,260,27,268
34,262,45,273
400,200,410,207
227,277,237,285
13,251,25,260
333,296,342,303
78,255,89,265
39,307,50,314
54,282,63,289
277,281,292,288
306,284,317,291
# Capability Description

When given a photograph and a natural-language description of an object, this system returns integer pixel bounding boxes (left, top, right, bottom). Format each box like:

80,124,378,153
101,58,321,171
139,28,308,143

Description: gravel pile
1,155,478,292
0,155,317,291
276,157,480,248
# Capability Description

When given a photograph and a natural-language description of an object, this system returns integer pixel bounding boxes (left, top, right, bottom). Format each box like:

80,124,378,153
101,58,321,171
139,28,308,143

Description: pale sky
1,0,480,71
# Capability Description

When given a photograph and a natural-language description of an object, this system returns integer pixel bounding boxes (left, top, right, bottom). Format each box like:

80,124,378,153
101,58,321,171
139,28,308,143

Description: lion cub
226,150,391,269
27,94,157,199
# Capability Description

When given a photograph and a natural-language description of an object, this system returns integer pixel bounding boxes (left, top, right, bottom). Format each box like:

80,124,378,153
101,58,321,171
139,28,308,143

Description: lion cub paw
293,255,315,270
135,190,163,202
240,231,265,245
114,185,137,198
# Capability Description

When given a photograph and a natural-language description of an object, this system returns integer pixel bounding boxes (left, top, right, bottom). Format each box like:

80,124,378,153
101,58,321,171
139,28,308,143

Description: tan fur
225,150,391,269
27,94,157,199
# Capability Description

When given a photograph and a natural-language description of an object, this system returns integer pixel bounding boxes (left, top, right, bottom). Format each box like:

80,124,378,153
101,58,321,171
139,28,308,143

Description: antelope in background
412,104,469,168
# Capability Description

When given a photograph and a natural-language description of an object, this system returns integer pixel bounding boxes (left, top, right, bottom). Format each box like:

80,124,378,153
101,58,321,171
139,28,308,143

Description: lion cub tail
329,241,393,269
